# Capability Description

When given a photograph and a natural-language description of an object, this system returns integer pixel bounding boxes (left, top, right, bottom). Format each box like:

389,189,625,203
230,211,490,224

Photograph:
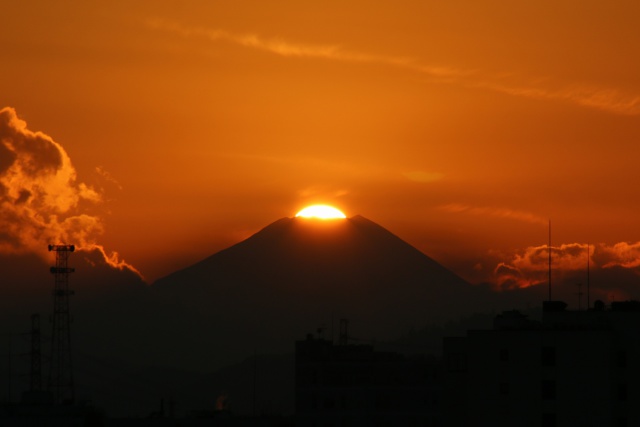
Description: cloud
95,166,123,191
146,18,343,59
492,243,587,289
598,242,640,269
477,81,640,116
145,18,471,80
514,243,588,271
493,262,532,290
0,107,141,278
146,19,640,116
85,244,143,277
439,203,547,225
494,241,640,291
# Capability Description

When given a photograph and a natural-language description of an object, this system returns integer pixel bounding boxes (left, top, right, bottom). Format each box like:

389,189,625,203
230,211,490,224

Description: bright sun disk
295,205,346,219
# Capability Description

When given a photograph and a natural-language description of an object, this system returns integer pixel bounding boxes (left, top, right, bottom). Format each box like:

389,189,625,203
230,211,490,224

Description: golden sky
2,1,640,289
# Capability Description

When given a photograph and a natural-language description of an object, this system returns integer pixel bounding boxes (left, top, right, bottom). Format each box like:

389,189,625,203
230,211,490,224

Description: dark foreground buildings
4,300,640,426
443,300,640,427
295,333,442,426
296,301,640,427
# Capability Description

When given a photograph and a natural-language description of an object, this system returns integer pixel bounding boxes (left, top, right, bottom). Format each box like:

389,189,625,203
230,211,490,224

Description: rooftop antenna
339,319,349,346
47,244,76,404
548,220,552,302
587,243,590,309
331,311,335,344
576,283,583,310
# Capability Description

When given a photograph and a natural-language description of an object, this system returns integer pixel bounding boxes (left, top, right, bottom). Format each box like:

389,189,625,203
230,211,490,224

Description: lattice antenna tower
47,244,76,404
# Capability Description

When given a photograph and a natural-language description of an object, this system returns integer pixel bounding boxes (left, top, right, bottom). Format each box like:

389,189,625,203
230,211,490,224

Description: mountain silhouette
0,216,540,416
151,215,491,369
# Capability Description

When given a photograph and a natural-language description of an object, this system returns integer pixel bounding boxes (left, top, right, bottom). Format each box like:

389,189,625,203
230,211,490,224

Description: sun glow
295,205,346,219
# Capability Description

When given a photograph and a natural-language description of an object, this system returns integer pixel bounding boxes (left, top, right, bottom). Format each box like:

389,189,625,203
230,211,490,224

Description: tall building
443,300,640,427
295,334,442,427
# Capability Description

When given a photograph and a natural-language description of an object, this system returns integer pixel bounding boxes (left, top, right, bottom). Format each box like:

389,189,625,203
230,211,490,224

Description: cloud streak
145,18,477,80
0,107,141,277
477,81,640,116
147,19,640,116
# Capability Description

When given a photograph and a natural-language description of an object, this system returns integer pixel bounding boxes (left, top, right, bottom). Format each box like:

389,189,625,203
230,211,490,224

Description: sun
295,205,347,219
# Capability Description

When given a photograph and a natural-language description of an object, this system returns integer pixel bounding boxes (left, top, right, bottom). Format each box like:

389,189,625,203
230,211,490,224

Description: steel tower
47,244,75,404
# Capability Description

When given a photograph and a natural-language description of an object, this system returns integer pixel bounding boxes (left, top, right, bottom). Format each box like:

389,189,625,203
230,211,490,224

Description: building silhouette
295,333,441,427
443,300,640,427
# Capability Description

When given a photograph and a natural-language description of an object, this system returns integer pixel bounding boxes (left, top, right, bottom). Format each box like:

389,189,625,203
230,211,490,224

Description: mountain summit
152,215,487,367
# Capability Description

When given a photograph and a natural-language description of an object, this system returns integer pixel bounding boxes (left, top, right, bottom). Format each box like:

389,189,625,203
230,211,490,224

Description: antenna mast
576,283,583,310
339,319,349,346
587,243,590,309
48,244,76,404
548,220,552,302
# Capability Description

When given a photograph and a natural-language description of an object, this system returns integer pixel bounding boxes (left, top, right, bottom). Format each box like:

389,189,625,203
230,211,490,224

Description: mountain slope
151,216,490,369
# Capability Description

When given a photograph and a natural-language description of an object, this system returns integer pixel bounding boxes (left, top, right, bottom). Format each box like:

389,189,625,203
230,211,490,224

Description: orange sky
2,1,640,288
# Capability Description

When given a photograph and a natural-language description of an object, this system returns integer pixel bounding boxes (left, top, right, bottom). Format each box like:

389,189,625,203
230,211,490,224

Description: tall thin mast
548,220,552,302
587,243,590,309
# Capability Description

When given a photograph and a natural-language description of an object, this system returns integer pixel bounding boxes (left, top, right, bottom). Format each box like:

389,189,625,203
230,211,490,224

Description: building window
541,346,556,367
499,382,509,395
447,353,467,372
500,348,509,362
542,413,556,427
541,380,556,400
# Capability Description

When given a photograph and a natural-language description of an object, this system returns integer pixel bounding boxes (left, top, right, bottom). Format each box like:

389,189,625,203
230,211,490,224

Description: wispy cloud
477,81,640,116
0,107,141,278
146,18,640,116
145,18,474,80
439,203,547,225
95,166,123,191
